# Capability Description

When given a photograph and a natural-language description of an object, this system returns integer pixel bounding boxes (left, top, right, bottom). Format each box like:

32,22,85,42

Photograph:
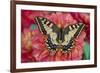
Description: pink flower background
21,10,90,63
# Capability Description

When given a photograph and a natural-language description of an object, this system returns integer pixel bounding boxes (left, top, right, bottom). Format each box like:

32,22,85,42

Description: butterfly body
35,17,85,52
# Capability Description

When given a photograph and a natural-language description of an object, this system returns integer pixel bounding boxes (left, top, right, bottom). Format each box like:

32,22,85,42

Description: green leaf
30,24,35,30
83,42,90,60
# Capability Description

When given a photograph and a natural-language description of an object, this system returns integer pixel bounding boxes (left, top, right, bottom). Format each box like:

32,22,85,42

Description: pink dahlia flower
21,10,89,63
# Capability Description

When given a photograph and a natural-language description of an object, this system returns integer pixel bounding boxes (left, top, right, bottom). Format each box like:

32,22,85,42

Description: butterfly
35,16,85,53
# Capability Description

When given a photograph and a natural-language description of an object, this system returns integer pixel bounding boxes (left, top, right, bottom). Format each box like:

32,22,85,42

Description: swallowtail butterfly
35,17,85,53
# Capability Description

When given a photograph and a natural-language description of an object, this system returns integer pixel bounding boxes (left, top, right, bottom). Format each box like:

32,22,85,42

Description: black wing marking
46,35,57,51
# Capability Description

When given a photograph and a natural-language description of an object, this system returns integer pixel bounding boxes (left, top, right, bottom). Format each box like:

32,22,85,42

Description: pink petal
55,50,62,61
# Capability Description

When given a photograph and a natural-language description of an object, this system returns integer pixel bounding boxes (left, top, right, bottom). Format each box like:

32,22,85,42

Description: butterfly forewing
62,23,85,52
